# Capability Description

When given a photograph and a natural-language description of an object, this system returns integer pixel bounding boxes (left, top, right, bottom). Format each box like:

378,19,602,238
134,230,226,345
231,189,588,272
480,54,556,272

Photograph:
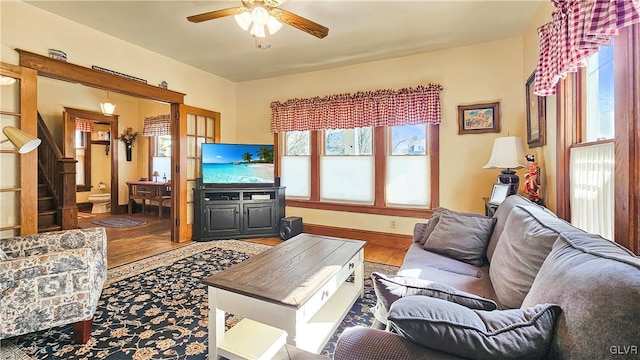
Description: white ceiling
25,0,544,82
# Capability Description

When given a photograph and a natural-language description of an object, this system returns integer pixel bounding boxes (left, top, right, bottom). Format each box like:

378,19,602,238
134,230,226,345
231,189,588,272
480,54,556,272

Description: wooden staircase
36,112,78,233
38,175,61,233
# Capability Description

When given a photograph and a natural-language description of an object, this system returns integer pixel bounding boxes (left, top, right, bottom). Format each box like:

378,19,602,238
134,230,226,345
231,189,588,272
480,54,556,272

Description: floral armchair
0,228,107,343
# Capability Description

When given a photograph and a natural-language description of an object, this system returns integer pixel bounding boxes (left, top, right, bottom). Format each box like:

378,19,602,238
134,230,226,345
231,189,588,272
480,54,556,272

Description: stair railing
37,113,78,230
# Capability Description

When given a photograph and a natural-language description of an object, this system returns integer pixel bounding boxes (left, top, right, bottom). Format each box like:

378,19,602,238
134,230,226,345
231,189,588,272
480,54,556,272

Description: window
151,135,171,181
281,131,311,198
279,124,438,216
75,130,87,186
322,127,374,203
387,125,430,206
583,42,615,142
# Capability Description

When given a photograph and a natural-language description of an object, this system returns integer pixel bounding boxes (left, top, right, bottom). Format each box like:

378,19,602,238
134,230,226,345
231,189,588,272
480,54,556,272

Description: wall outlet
390,219,397,229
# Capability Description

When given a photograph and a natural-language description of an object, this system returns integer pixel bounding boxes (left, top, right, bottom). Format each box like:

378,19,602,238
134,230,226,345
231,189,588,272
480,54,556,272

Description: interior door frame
16,49,186,241
175,104,221,242
62,107,119,215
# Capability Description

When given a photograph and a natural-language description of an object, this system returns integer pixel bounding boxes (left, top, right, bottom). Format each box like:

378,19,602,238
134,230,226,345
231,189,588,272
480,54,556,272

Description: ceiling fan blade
279,9,329,39
187,7,244,23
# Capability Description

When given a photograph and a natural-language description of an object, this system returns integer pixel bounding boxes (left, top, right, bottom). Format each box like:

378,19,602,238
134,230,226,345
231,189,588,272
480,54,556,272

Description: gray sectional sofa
334,195,640,360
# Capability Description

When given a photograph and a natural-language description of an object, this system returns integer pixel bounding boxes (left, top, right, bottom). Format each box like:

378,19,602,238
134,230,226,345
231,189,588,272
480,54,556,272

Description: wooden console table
126,180,171,219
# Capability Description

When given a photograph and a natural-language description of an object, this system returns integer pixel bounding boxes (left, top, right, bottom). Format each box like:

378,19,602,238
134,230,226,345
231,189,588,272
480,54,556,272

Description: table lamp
152,171,160,182
483,136,526,196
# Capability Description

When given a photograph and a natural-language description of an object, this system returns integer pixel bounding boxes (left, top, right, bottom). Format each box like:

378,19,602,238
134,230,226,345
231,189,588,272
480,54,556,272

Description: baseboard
302,223,411,251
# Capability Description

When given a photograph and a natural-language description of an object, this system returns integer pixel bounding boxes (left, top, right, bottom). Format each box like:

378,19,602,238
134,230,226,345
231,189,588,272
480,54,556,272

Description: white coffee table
202,234,365,359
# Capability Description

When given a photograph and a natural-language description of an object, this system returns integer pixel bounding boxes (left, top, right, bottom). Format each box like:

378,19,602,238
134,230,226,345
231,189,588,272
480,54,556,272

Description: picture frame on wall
457,101,501,135
489,183,510,205
526,71,546,148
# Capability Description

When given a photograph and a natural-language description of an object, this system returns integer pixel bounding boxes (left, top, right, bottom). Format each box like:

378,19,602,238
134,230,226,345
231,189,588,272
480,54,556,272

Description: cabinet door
204,203,241,237
243,203,277,235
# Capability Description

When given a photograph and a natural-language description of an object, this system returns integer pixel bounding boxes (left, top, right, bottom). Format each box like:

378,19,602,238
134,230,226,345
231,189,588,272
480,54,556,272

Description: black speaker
280,216,303,240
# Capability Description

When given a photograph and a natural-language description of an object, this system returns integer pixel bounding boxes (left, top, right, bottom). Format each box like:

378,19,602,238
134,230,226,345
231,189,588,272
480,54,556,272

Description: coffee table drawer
300,249,363,321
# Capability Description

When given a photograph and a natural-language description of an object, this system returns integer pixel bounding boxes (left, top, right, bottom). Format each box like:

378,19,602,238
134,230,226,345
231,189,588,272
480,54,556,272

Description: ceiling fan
187,0,329,49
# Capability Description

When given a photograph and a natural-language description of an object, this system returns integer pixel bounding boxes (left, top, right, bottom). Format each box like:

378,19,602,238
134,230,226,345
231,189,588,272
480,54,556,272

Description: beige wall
1,1,237,216
1,0,556,236
522,1,556,212
236,37,527,235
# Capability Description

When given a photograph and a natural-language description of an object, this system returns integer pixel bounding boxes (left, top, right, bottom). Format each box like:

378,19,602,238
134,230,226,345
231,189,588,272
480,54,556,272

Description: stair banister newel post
58,158,78,230
37,112,78,231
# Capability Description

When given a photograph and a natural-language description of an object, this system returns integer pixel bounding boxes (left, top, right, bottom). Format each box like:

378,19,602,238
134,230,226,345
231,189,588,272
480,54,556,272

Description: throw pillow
371,272,497,325
418,207,489,246
423,211,496,266
418,207,446,245
387,296,561,360
489,205,577,309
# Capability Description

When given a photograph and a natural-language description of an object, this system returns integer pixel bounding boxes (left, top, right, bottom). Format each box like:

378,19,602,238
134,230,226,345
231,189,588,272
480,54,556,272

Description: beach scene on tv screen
202,144,274,184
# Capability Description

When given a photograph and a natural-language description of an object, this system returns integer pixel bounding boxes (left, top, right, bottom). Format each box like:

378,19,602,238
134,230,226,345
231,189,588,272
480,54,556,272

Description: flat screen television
201,143,275,187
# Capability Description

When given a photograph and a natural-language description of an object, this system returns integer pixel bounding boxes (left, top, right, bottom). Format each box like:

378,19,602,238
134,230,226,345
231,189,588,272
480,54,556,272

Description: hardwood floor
77,212,406,268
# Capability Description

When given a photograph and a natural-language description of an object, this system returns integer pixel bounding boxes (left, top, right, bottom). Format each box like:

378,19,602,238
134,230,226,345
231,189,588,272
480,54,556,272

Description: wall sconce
1,126,41,154
0,76,17,86
100,91,116,115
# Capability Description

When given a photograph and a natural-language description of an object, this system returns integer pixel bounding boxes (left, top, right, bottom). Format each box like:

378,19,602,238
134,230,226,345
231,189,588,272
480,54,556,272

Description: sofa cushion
371,272,497,325
486,195,543,262
423,212,495,266
399,243,498,303
418,208,488,246
489,205,578,308
521,232,640,359
387,296,561,360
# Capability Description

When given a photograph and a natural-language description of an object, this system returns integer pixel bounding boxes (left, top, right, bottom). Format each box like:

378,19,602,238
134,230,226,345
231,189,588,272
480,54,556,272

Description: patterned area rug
5,240,399,359
90,217,147,228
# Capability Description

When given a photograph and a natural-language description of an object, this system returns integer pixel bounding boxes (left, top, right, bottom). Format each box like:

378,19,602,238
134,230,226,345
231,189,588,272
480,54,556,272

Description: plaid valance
142,114,171,137
535,0,640,96
270,83,443,133
75,118,94,133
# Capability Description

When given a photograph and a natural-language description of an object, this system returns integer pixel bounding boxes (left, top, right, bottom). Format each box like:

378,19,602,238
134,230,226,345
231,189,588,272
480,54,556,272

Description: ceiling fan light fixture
234,11,252,31
251,6,270,26
266,15,282,35
250,24,266,38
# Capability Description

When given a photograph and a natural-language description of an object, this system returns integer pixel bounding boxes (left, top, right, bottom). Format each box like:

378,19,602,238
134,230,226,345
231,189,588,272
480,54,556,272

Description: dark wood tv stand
193,185,285,241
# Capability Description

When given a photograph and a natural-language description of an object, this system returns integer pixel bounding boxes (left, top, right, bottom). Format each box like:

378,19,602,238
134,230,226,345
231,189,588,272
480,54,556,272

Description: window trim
556,24,640,254
276,124,439,218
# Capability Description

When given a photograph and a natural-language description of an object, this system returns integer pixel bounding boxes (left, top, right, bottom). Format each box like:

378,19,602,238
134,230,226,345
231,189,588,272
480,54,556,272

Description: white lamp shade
266,16,283,34
234,11,252,31
100,102,116,115
0,76,17,86
2,126,41,154
251,24,266,38
251,6,270,25
483,136,526,169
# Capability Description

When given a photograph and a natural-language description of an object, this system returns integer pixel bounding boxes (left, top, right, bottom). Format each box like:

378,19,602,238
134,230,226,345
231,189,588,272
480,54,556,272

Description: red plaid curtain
142,114,171,137
75,118,94,132
535,0,640,96
270,83,443,133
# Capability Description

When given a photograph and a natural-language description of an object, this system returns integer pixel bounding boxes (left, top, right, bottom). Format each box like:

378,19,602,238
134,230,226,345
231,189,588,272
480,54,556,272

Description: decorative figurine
524,154,541,203
159,81,168,89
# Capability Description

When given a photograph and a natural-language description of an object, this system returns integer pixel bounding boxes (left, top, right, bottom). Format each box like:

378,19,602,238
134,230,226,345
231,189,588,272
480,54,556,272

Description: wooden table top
202,234,365,309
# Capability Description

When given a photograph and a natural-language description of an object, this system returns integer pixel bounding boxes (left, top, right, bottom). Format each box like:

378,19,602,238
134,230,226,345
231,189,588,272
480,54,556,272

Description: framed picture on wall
457,102,501,135
526,71,546,148
489,183,510,205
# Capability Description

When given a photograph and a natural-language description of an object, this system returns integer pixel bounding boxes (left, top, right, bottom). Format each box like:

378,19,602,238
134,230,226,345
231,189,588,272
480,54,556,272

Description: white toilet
88,193,111,214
